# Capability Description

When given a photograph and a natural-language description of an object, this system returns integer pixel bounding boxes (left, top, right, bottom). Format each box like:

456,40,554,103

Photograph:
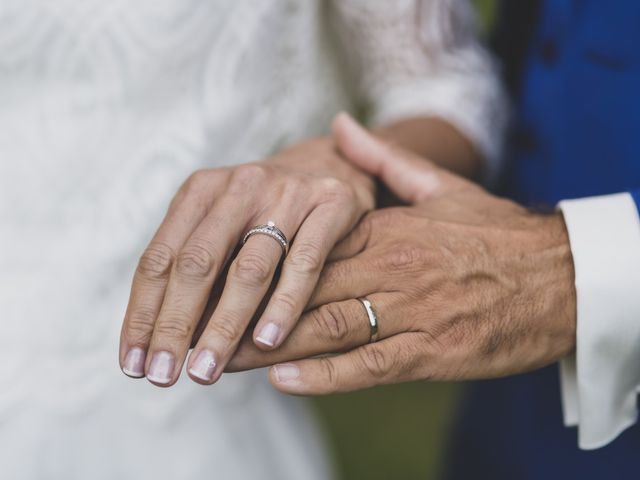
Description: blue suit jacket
503,0,640,207
446,1,640,478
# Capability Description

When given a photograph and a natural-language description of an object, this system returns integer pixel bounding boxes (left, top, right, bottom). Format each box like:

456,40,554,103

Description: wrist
374,117,482,180
495,211,577,373
534,213,577,358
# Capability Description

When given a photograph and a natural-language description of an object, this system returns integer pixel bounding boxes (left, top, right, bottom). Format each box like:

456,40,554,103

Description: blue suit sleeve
631,190,640,213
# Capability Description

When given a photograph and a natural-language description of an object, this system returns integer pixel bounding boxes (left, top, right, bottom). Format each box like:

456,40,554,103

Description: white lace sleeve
331,0,507,179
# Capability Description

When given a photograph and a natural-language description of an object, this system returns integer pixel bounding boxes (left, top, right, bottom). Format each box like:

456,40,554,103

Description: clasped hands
119,113,577,394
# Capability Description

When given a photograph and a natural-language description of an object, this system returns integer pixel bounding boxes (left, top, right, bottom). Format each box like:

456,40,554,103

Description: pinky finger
268,333,424,395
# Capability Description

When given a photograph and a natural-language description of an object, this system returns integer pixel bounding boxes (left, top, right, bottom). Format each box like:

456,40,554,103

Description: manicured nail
188,350,217,382
122,347,146,378
256,322,280,347
273,363,300,384
147,351,174,385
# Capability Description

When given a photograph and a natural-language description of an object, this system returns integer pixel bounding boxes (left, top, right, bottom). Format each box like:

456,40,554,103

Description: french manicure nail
273,363,300,384
122,347,146,378
188,350,217,382
147,351,174,385
256,322,280,347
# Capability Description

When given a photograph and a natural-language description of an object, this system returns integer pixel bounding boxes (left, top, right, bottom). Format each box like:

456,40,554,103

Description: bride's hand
119,135,375,386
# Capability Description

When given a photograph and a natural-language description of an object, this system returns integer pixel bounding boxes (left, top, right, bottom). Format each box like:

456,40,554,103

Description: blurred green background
312,382,460,479
312,2,495,478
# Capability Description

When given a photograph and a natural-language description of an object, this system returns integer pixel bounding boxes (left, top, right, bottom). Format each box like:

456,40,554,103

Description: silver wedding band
242,220,289,256
357,297,379,343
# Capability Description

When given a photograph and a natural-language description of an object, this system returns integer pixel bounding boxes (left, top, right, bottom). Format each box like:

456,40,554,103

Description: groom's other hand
228,115,577,395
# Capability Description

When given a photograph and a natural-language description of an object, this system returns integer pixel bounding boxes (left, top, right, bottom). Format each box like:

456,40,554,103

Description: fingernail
122,347,146,378
188,350,217,382
147,351,174,385
256,322,280,347
273,363,300,384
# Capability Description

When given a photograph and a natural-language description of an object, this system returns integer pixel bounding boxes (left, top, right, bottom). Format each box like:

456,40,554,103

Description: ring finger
252,202,358,350
227,293,403,372
186,211,308,384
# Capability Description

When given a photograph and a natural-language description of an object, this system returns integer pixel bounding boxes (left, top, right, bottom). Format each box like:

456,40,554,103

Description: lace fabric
0,1,503,477
332,0,506,177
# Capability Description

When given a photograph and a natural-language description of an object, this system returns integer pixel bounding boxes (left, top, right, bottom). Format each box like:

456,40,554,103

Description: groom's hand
227,115,577,395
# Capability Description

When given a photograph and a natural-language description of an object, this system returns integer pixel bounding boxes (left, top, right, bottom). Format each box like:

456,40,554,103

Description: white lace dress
0,1,502,478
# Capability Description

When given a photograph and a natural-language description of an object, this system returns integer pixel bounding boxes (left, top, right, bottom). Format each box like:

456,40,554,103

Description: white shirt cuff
558,192,640,449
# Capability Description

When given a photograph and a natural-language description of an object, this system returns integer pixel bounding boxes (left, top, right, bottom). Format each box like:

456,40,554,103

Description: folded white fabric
559,192,640,449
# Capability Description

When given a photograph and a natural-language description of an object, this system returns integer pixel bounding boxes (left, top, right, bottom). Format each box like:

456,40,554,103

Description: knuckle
228,164,269,193
379,243,426,272
287,240,324,274
318,357,339,393
272,290,299,318
209,314,242,344
125,306,157,342
181,169,209,197
176,241,217,279
155,311,192,341
137,242,175,280
311,303,350,343
232,250,273,285
358,343,392,379
319,177,353,203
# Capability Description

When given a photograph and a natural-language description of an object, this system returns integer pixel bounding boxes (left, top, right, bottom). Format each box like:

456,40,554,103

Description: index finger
228,293,408,373
269,333,423,395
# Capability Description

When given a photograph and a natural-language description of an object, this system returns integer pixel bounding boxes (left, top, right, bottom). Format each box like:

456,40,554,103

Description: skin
118,112,476,387
118,137,375,386
227,114,577,395
375,116,482,179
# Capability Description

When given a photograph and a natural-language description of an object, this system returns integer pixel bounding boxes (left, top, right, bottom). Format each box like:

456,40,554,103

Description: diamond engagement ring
242,220,289,256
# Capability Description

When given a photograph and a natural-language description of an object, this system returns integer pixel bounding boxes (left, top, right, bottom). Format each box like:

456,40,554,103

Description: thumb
331,112,468,203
